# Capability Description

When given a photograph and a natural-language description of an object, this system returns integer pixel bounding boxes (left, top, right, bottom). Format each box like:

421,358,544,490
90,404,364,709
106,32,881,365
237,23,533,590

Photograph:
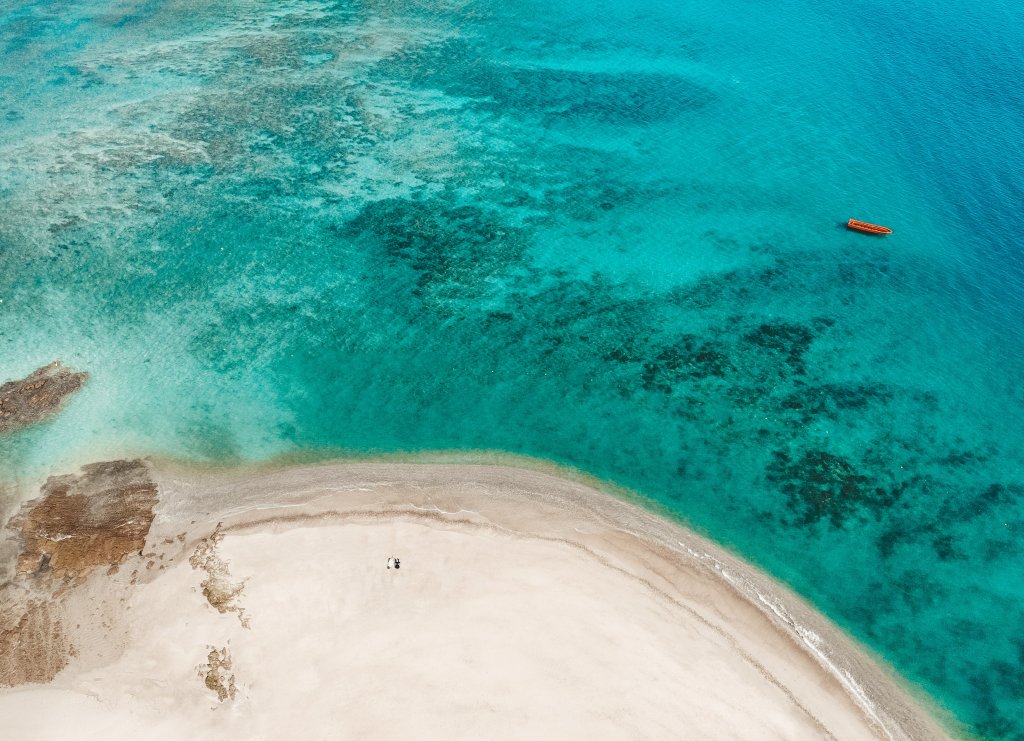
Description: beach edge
144,454,960,740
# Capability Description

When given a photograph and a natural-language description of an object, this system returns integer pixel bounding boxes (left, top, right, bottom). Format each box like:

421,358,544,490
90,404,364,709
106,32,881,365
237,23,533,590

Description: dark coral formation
780,381,892,417
339,198,527,305
743,322,815,373
380,38,717,124
640,336,730,393
0,361,87,434
767,450,900,528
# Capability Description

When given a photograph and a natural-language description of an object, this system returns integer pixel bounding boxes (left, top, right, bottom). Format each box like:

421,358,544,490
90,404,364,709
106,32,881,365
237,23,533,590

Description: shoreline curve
0,456,958,740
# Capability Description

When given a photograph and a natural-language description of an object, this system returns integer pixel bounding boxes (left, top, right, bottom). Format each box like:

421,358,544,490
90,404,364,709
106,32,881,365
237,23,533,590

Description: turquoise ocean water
2,0,1023,735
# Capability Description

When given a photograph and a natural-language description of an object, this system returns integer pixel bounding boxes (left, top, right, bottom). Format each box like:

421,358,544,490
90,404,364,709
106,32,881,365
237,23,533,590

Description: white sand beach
0,460,952,740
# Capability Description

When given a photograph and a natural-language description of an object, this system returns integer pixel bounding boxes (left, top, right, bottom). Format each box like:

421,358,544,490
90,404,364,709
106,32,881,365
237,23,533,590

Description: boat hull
847,218,893,235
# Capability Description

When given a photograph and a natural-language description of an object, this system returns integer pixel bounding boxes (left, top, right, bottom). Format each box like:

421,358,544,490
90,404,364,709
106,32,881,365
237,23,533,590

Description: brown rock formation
199,646,237,702
189,523,249,627
0,460,158,686
0,601,67,686
12,459,158,578
0,361,88,434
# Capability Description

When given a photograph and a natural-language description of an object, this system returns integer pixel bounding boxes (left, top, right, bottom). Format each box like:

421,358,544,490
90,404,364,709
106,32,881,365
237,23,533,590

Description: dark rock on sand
0,600,67,686
11,459,158,578
0,460,158,686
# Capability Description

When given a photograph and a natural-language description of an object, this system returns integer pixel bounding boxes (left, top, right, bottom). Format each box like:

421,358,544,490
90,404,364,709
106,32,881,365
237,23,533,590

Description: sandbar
0,459,952,740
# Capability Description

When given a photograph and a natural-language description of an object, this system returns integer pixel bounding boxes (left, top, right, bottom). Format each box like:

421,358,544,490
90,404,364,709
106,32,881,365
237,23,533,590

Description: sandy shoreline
0,458,953,739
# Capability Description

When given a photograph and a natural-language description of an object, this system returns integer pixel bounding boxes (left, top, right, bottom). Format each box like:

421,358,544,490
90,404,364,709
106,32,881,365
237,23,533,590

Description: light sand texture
0,460,953,740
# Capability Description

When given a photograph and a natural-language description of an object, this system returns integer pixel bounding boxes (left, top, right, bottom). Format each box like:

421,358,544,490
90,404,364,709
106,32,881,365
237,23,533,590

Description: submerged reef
766,449,898,528
379,37,718,124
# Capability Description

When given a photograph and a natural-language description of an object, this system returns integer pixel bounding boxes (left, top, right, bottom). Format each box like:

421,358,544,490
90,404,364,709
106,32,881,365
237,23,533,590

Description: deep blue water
1,0,1023,736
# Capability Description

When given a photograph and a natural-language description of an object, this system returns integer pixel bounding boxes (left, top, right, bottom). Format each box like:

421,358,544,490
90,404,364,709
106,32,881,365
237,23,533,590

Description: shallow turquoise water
2,0,1024,735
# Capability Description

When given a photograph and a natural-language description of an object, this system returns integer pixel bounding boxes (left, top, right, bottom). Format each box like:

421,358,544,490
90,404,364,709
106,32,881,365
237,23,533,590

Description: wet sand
0,460,952,740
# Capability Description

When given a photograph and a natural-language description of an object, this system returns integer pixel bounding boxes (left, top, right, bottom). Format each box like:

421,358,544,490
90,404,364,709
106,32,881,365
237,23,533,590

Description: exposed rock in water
12,459,158,578
0,361,88,434
0,460,158,687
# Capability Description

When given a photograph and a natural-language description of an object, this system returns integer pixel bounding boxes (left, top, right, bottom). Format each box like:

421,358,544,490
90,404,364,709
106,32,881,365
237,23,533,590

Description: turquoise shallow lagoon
2,0,1023,736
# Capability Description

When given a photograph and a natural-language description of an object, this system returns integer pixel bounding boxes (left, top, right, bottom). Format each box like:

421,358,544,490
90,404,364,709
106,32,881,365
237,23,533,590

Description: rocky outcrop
189,523,249,627
0,601,67,686
0,362,88,434
0,460,158,686
199,646,237,702
11,460,158,578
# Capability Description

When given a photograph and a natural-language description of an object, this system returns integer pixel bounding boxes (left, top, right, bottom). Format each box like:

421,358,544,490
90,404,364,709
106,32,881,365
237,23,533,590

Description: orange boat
847,218,893,235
